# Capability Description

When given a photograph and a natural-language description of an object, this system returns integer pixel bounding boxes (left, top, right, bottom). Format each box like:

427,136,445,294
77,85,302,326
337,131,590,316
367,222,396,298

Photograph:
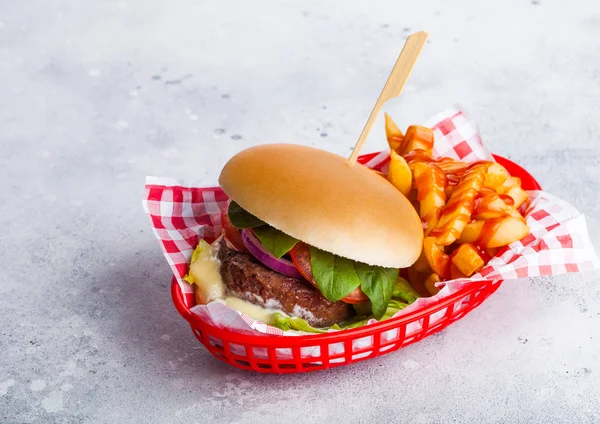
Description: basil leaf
356,264,398,320
252,226,298,258
308,246,400,319
228,201,266,228
392,276,420,304
352,301,372,315
309,247,361,301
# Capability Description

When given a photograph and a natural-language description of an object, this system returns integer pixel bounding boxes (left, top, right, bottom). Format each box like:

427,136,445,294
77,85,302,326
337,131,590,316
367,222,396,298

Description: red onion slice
240,229,304,279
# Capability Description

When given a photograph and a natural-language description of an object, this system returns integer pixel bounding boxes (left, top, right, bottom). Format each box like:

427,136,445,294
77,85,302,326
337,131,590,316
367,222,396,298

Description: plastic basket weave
171,154,541,373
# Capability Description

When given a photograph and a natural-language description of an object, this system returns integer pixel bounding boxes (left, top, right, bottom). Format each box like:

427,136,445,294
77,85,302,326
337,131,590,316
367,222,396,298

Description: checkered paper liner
143,105,599,344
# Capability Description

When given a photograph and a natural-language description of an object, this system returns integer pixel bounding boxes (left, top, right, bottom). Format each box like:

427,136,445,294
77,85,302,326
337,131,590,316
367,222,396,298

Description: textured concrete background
1,0,600,423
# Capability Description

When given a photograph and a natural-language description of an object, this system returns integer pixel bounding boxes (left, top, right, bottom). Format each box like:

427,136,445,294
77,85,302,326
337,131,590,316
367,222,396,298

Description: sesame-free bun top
218,144,423,268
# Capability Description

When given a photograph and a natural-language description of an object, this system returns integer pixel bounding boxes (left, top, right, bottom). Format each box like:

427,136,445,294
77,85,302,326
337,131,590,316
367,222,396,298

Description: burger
186,143,423,331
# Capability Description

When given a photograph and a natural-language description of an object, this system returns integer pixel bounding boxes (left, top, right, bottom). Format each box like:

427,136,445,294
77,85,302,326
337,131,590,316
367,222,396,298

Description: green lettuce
382,299,409,319
392,276,420,304
271,313,329,333
270,298,411,333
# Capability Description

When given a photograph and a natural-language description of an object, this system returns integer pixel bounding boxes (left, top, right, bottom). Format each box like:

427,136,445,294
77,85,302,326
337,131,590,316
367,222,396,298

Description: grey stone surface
1,0,600,423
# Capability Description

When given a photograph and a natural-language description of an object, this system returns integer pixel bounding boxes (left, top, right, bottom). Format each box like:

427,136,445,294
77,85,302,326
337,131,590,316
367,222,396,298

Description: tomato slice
289,243,369,304
289,242,313,281
341,286,370,304
220,199,247,252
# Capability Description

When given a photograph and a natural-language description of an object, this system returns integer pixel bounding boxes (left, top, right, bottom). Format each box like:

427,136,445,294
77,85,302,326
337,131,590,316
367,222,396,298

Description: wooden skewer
348,31,429,164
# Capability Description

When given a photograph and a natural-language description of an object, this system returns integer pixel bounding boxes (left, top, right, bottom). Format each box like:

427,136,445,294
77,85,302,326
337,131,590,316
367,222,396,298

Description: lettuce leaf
271,313,329,333
270,299,410,333
392,276,420,304
382,299,409,319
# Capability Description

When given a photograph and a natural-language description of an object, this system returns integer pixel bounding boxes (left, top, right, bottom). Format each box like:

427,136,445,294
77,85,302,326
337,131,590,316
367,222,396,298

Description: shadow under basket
171,154,542,374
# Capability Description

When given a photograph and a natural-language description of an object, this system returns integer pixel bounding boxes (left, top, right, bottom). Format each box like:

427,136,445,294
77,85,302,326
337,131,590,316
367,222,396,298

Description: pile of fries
383,114,531,296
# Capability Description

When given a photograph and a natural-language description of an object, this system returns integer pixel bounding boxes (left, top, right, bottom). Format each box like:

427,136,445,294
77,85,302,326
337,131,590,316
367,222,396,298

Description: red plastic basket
170,154,541,373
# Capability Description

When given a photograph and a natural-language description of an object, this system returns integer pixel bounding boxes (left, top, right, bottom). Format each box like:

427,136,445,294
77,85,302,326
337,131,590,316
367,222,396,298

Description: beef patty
218,241,353,327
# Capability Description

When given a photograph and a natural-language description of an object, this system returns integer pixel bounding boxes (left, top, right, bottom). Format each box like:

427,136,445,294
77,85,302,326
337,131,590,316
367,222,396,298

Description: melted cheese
224,297,279,324
189,239,286,325
189,241,224,304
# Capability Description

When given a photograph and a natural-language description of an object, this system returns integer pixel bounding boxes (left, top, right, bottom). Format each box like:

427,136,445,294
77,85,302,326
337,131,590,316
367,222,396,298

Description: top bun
219,144,423,268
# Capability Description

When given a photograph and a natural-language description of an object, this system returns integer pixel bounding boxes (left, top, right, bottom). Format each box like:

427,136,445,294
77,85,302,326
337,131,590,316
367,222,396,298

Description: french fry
445,173,461,186
402,125,434,154
497,176,529,209
498,194,515,206
388,150,412,197
384,113,405,154
450,263,467,280
405,149,436,165
430,164,486,245
498,176,519,189
390,121,531,287
451,243,485,277
413,162,447,234
413,246,432,273
407,188,420,215
407,268,432,297
508,186,528,209
483,162,510,189
424,273,442,296
436,159,471,174
473,192,524,221
423,237,450,280
459,216,530,248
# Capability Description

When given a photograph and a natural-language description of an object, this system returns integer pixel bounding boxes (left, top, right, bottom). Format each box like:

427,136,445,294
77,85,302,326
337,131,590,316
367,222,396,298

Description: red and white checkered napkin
143,105,600,341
